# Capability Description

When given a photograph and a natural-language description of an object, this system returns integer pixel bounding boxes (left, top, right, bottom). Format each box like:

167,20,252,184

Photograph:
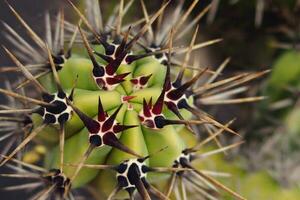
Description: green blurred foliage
266,51,300,102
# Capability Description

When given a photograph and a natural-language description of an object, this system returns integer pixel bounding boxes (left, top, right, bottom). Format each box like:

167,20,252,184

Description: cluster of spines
0,0,269,199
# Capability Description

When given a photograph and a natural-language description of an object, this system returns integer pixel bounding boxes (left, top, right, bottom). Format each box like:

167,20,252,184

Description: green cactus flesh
0,1,269,199
36,53,189,188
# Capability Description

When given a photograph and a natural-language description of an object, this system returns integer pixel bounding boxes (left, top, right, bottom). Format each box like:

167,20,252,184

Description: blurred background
0,0,300,199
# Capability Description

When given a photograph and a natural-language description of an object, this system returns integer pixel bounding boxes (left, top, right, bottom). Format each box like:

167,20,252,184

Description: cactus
0,0,266,199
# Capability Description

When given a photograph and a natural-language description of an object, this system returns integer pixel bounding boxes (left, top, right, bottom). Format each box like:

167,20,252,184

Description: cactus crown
0,0,267,199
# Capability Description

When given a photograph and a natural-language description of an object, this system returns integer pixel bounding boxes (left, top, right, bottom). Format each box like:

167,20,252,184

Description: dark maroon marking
105,72,130,85
124,49,168,64
72,106,100,133
164,101,183,121
125,29,147,53
106,24,149,73
115,27,131,57
165,101,177,111
68,81,76,101
113,124,138,133
115,42,126,58
97,97,106,122
163,61,172,91
130,79,138,84
138,116,144,122
114,72,131,80
143,120,155,129
173,71,184,88
165,102,194,135
125,54,144,64
167,70,205,100
142,99,151,117
105,51,127,75
101,104,122,132
140,74,152,85
124,52,157,64
96,79,105,88
148,97,153,108
122,96,136,102
94,51,114,63
102,132,139,157
106,77,124,85
102,25,150,78
71,97,139,156
152,90,165,115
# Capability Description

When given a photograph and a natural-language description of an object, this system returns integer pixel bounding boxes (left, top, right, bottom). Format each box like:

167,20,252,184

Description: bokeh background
0,0,300,199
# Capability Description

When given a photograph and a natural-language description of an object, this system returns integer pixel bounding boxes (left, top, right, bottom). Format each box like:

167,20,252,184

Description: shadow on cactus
0,0,267,199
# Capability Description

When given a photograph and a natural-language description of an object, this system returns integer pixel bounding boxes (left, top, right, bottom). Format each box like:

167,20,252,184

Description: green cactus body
34,52,189,188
